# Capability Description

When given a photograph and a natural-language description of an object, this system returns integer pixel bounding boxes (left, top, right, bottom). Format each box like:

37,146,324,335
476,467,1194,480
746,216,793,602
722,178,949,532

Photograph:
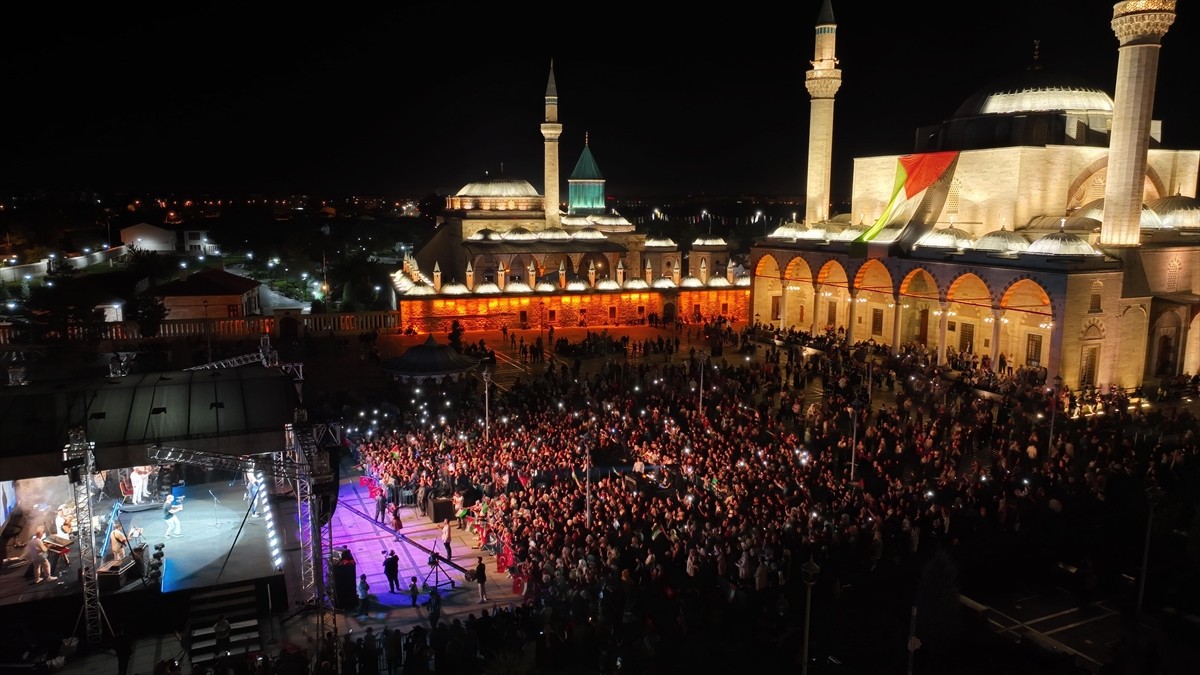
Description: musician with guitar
163,494,184,538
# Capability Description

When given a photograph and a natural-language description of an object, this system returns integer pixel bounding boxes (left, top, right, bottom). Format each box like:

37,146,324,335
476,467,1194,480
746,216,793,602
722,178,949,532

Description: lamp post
1136,486,1165,633
540,301,546,345
697,352,709,420
849,396,864,482
1048,374,1063,456
584,444,592,528
482,369,492,443
203,300,212,364
801,556,820,675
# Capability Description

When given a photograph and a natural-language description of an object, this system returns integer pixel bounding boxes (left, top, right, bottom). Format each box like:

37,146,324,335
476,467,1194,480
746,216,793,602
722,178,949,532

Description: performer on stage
163,494,183,538
110,521,128,561
25,525,55,583
131,467,150,505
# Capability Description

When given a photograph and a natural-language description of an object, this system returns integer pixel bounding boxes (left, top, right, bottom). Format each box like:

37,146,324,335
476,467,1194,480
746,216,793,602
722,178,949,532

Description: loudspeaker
98,558,136,592
330,560,357,610
427,497,453,524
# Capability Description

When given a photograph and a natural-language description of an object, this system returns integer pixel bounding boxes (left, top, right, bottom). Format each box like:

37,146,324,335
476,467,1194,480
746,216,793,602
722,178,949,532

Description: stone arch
1150,308,1184,377
850,259,896,345
945,272,994,308
781,256,817,330
507,253,539,285
896,268,943,348
471,252,501,284
752,254,784,326
999,276,1054,319
898,267,942,301
578,252,611,280
814,260,849,333
540,252,574,281
1066,158,1167,213
1080,316,1105,340
851,259,893,295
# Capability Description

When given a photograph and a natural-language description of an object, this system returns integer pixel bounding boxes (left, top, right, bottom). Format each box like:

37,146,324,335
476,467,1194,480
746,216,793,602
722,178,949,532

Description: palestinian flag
854,151,959,249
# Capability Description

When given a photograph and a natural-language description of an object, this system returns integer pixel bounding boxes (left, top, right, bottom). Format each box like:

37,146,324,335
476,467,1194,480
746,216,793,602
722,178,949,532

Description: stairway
187,583,263,669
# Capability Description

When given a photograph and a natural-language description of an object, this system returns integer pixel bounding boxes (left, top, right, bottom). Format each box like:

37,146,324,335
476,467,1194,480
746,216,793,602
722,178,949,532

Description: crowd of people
328,321,1198,674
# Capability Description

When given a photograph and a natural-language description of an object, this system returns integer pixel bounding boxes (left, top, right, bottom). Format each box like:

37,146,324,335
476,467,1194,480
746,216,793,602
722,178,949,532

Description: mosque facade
751,0,1200,393
394,68,749,335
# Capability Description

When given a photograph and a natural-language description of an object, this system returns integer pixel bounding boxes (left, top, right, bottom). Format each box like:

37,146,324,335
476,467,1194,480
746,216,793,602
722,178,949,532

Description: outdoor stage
0,479,276,607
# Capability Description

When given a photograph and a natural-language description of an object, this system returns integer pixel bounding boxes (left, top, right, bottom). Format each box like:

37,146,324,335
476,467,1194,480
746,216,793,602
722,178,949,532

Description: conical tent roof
382,334,480,382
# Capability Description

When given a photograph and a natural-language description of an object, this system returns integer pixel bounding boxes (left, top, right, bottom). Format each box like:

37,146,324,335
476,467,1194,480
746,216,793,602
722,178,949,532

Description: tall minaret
542,61,563,229
1100,0,1176,247
804,0,841,226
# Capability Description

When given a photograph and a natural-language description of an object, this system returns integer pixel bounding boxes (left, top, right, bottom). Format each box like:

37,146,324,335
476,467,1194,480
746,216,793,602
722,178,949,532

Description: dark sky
4,1,1198,201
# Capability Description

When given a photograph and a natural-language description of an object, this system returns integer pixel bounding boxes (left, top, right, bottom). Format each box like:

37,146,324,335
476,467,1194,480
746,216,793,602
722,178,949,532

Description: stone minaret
1100,0,1176,247
804,0,841,226
542,61,563,228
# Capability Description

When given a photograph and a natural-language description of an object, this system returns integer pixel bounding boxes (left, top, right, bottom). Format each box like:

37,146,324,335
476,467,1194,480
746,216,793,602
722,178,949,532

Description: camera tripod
422,550,455,591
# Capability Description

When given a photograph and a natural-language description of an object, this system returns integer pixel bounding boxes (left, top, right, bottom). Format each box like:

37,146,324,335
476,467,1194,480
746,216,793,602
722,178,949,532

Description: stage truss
146,422,338,655
63,427,106,645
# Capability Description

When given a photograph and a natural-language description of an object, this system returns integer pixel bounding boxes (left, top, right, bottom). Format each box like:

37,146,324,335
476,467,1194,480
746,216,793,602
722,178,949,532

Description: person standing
356,573,371,619
441,520,452,561
383,550,400,593
424,588,441,631
163,494,183,538
212,614,232,655
25,526,54,583
374,489,387,523
389,503,403,542
109,521,129,562
474,557,488,603
408,576,419,608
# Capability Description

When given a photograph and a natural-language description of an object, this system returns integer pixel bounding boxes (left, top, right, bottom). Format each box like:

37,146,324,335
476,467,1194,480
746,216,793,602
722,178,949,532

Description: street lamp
801,556,820,675
539,301,546,344
482,369,492,443
697,352,709,420
1047,374,1063,456
849,395,864,482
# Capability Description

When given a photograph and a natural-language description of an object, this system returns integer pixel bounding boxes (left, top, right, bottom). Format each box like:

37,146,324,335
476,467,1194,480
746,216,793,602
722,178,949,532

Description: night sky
4,1,1199,201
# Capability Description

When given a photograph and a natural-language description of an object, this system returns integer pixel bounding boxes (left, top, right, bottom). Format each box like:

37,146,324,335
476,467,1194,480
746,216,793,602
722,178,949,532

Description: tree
448,320,464,353
134,294,169,338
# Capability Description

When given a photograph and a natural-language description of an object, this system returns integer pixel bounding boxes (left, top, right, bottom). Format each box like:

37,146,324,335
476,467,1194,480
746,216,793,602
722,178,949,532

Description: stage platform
0,480,276,607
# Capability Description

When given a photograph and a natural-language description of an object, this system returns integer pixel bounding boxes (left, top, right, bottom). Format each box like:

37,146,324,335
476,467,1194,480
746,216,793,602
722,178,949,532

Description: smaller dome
590,214,633,227
1074,199,1165,229
565,279,590,291
467,228,500,241
440,281,471,295
501,227,538,241
1024,230,1100,256
404,284,436,296
645,236,677,247
707,276,731,287
535,281,558,293
538,227,572,240
504,281,533,293
692,236,728,247
768,223,808,239
735,273,752,287
1024,215,1100,232
473,282,501,294
972,228,1030,253
916,226,975,250
1148,194,1200,229
572,227,607,240
833,226,866,242
652,277,677,289
795,226,828,241
455,175,540,198
622,278,650,290
561,215,593,227
391,272,415,292
679,276,704,288
595,279,621,291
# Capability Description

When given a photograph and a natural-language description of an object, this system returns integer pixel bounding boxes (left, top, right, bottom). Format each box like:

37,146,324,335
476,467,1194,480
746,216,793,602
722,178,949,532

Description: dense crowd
332,323,1198,674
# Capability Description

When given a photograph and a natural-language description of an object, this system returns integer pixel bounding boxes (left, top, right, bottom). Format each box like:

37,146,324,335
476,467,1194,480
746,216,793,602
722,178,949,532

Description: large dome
1075,198,1166,229
972,228,1030,253
954,69,1113,118
455,175,540,198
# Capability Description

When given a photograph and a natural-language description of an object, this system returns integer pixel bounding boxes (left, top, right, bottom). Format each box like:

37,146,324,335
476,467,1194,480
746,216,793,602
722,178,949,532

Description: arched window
1089,280,1103,313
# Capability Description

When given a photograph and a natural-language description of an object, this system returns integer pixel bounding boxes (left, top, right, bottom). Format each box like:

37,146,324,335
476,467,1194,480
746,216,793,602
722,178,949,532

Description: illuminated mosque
751,0,1199,392
393,68,749,334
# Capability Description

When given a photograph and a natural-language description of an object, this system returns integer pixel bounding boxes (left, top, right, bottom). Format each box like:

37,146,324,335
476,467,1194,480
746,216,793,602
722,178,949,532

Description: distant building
120,222,218,256
154,268,262,319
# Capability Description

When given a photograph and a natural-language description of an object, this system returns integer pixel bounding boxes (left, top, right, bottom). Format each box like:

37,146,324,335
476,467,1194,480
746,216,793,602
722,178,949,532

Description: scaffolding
146,423,337,655
64,427,109,646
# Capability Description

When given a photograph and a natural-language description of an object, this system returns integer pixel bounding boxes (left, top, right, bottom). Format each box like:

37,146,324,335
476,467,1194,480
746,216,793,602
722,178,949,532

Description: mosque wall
1115,302,1151,391
398,292,672,334
1147,148,1200,199
1060,271,1125,391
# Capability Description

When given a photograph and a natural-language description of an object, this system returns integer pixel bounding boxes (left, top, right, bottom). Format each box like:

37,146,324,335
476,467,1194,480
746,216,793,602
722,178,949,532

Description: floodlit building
751,0,1198,392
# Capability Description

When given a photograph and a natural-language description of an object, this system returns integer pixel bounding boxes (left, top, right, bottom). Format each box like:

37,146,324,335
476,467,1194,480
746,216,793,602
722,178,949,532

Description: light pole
697,352,709,420
1047,374,1063,456
203,300,212,364
801,556,820,675
482,369,492,443
540,301,546,345
849,396,863,482
584,444,592,528
1136,486,1165,633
